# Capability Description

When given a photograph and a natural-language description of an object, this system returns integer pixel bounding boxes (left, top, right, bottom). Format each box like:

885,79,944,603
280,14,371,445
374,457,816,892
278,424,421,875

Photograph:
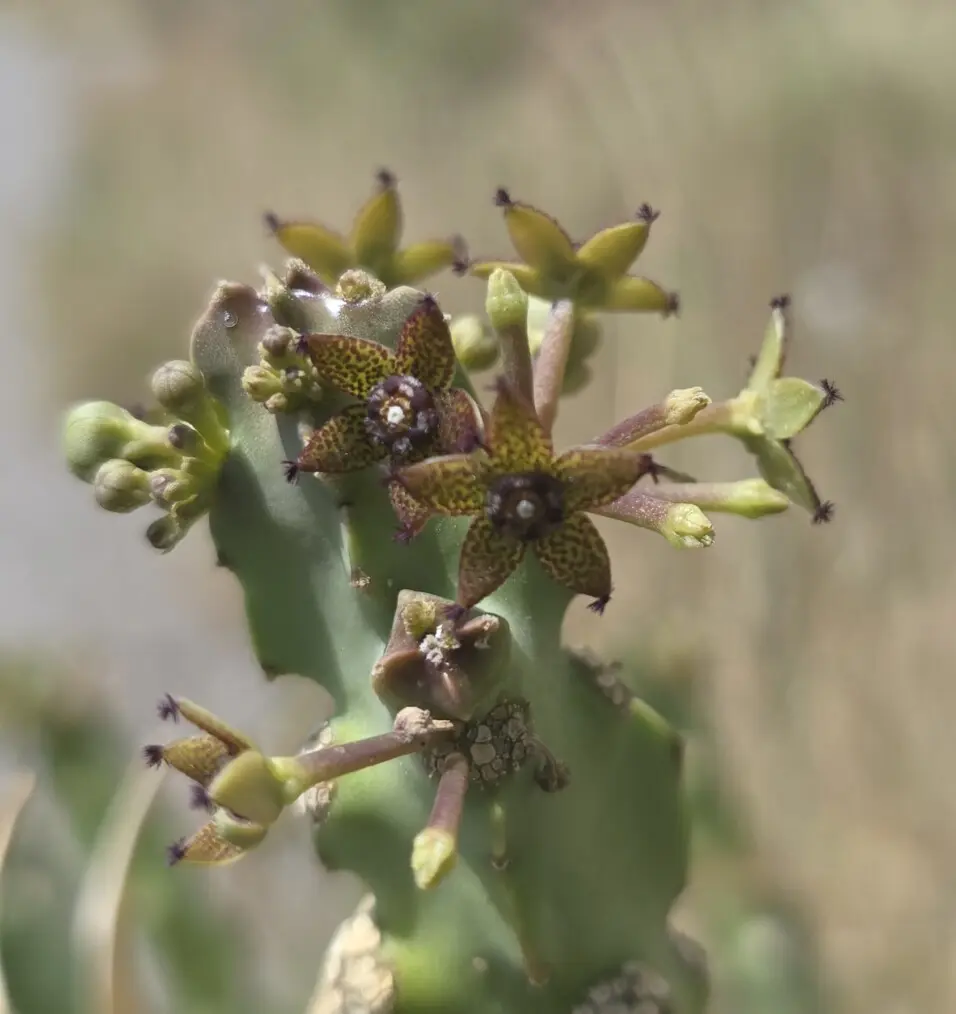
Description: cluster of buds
146,695,459,870
62,359,229,551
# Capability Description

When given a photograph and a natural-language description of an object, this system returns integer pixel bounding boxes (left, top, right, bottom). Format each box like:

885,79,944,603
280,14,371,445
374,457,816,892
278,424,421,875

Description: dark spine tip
445,603,468,627
494,187,513,208
294,334,313,358
282,460,300,484
820,379,844,408
636,453,664,484
665,291,681,318
770,293,792,310
588,594,611,616
420,292,439,309
143,745,166,769
452,256,471,276
812,500,835,524
189,785,215,813
157,694,180,722
376,167,396,189
636,203,660,223
166,839,187,867
264,211,281,233
394,525,415,545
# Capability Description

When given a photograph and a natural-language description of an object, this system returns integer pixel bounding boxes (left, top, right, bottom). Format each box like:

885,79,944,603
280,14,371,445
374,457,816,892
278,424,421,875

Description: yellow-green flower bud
63,401,137,481
151,360,206,413
336,269,386,305
661,504,715,548
486,269,529,333
664,388,711,426
450,315,498,371
207,750,286,826
92,459,152,513
242,364,281,402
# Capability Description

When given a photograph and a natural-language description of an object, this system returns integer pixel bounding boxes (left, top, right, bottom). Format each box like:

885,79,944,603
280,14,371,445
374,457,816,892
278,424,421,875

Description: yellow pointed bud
149,734,231,786
350,170,402,270
604,276,679,316
495,189,577,281
168,820,256,867
411,828,458,890
172,698,256,753
265,213,352,287
207,750,285,825
391,239,462,286
575,209,656,279
664,388,711,426
661,504,715,548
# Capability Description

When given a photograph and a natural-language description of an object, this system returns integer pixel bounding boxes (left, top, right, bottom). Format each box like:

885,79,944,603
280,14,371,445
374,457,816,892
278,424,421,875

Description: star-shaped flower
465,190,679,315
393,379,647,611
265,169,466,289
284,296,482,537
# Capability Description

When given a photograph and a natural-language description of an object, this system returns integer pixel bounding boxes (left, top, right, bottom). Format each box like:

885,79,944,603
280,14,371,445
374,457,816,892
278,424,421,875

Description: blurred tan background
2,0,955,1011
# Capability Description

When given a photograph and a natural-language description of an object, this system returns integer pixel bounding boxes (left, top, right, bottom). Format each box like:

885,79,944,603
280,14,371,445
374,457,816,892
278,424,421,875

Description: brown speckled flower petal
533,512,611,607
393,454,485,515
554,446,645,513
295,405,383,474
395,296,456,392
457,516,526,609
388,480,433,541
436,388,483,454
297,333,396,399
488,379,553,475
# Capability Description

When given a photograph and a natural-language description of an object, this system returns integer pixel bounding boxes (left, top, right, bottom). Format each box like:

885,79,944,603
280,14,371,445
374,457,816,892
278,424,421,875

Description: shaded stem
626,400,736,452
532,300,574,435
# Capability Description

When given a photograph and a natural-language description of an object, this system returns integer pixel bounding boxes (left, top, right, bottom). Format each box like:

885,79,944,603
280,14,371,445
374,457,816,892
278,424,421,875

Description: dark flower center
485,471,566,542
366,374,439,460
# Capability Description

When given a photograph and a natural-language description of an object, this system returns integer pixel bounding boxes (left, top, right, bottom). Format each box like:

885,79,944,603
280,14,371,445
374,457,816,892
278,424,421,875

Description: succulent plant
60,172,839,1013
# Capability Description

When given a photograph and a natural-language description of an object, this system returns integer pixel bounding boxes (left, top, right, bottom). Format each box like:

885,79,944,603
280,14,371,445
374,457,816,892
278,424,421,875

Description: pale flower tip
411,828,458,890
664,387,711,426
662,504,715,549
485,268,528,332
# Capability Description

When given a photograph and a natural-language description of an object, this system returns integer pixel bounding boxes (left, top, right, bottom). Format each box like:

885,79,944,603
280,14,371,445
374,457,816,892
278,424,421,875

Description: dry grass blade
71,760,164,1014
0,772,37,1014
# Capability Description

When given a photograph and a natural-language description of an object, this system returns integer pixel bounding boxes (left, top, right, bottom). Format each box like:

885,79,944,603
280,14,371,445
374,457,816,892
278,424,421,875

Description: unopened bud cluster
63,360,229,551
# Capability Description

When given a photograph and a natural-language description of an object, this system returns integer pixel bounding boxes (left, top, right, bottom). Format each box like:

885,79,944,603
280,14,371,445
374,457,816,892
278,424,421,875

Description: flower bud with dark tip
145,515,186,553
149,468,192,508
166,422,201,453
92,458,152,513
150,360,206,413
260,326,295,360
486,268,529,333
